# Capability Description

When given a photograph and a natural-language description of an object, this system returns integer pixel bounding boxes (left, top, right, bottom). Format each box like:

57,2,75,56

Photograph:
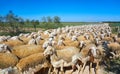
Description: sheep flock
0,23,120,74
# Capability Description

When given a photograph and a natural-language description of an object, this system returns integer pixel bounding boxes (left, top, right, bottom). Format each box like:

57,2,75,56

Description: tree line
0,11,61,35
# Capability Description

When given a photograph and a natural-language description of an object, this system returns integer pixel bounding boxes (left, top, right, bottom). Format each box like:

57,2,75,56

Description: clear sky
0,0,120,22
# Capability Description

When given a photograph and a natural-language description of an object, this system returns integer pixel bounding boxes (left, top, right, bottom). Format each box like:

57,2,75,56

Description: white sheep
43,46,80,74
28,38,37,45
71,35,78,41
57,39,65,46
0,44,11,53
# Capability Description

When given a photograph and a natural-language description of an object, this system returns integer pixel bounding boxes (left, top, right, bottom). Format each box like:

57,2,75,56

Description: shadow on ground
105,57,120,74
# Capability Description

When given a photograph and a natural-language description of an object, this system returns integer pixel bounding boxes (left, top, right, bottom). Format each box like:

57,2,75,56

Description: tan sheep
16,53,49,72
103,37,113,42
0,53,19,69
12,45,44,58
64,39,79,47
3,40,24,47
107,42,120,55
116,38,120,44
43,46,80,74
78,36,86,41
19,36,32,44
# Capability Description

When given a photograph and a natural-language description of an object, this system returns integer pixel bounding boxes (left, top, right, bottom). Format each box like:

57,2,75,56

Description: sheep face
90,47,97,57
79,41,86,48
43,46,54,57
0,44,10,53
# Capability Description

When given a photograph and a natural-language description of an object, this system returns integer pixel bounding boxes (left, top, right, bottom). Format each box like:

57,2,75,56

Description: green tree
41,16,47,24
25,19,30,25
53,16,61,24
18,17,24,31
5,10,24,33
34,20,39,31
0,15,3,22
31,20,39,31
47,16,52,23
6,10,16,33
0,15,4,30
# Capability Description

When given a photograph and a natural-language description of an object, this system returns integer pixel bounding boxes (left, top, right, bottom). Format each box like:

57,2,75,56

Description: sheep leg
71,63,76,74
90,62,92,68
48,67,52,74
81,62,86,72
96,61,99,70
77,64,82,74
60,62,64,74
52,68,57,74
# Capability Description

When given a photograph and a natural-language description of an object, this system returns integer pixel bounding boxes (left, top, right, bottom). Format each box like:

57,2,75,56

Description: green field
0,22,120,36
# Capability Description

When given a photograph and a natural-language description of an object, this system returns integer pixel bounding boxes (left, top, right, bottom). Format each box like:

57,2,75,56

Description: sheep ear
88,49,92,56
84,43,86,46
96,49,101,55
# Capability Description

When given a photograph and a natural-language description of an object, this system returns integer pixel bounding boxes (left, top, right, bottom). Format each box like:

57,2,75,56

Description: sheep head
89,47,97,57
43,46,55,57
79,41,86,48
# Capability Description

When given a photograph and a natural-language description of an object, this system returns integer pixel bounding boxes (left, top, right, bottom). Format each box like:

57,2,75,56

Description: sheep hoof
52,71,57,74
60,71,64,74
51,72,55,74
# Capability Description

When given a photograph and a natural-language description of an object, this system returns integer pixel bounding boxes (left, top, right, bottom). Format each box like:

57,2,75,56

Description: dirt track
64,66,104,74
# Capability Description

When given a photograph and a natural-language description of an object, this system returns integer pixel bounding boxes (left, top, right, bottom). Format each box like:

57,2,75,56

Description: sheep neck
50,51,59,62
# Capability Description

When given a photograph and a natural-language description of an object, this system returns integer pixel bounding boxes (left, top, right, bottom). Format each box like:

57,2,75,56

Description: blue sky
0,0,120,22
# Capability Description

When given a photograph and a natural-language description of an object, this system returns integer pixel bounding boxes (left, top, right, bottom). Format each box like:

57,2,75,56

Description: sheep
103,37,113,42
72,55,90,74
12,45,44,58
27,34,44,45
3,36,25,47
116,38,120,44
9,36,24,42
84,33,90,40
78,40,93,50
101,41,116,59
28,38,37,45
0,44,12,53
100,33,105,40
78,36,86,41
0,23,115,73
112,35,120,43
63,38,79,47
78,40,86,51
16,53,52,74
90,46,104,70
42,40,50,49
71,35,78,41
44,30,51,35
0,67,20,74
0,36,10,43
57,39,65,46
35,36,44,45
71,44,99,73
43,46,80,74
107,42,120,57
55,39,66,50
94,37,101,46
0,53,19,69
